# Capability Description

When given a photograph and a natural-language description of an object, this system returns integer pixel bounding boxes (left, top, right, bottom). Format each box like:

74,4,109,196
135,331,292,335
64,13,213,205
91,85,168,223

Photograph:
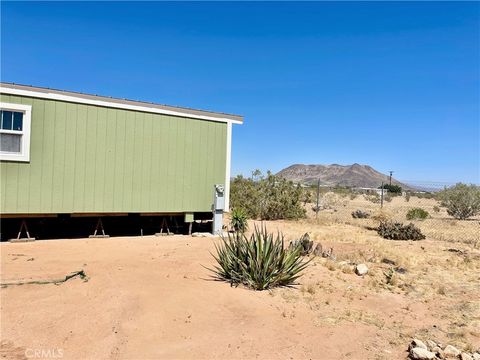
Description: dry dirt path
1,222,478,359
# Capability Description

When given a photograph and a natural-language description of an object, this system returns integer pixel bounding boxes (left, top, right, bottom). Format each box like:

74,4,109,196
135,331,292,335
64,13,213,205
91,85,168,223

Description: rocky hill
277,163,408,188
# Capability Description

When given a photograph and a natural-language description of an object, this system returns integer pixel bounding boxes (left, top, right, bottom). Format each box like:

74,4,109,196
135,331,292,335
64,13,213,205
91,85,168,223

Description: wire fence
308,181,480,248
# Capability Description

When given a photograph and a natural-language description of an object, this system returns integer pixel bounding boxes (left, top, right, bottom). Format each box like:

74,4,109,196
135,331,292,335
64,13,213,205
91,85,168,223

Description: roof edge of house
0,82,243,124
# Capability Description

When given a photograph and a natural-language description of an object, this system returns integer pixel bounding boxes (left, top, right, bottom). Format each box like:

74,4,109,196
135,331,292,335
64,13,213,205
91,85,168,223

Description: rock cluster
408,338,479,360
288,237,373,276
288,235,335,259
288,233,313,255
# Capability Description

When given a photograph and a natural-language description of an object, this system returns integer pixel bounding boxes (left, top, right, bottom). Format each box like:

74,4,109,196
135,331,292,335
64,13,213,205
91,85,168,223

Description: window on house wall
0,103,32,162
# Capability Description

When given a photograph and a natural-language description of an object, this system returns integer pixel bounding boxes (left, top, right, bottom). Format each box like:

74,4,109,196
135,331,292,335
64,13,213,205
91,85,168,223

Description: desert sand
1,206,479,360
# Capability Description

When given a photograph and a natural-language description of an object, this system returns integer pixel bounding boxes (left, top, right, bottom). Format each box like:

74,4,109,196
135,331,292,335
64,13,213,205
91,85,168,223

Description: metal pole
316,179,320,218
380,181,384,208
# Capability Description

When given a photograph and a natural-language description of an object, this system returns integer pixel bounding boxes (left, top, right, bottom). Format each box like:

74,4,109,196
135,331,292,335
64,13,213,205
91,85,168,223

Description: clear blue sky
1,2,479,184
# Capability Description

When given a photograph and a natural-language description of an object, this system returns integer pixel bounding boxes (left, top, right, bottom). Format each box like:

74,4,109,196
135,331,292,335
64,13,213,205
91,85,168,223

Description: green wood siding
0,94,227,214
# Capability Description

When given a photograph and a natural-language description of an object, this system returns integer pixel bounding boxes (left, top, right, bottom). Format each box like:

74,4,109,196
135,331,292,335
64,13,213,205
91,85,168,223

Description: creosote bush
230,171,306,220
209,226,310,290
377,221,425,241
406,208,429,220
438,183,480,220
230,208,248,233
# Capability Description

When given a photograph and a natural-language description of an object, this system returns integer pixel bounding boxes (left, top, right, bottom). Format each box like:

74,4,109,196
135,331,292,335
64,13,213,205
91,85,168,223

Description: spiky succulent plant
230,208,249,233
209,226,310,290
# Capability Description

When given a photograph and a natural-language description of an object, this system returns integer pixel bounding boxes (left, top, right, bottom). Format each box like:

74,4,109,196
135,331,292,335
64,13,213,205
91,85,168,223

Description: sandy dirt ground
1,214,479,359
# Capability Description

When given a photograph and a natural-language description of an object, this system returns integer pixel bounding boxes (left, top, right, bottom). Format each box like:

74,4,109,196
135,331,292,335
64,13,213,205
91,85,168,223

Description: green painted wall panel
29,99,43,212
62,103,77,211
16,96,31,212
0,94,227,214
73,104,88,212
112,109,126,211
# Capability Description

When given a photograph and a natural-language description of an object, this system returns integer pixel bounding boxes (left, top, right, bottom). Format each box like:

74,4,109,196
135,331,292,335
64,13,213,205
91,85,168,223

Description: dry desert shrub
438,183,480,220
371,210,393,223
322,192,348,209
230,171,306,220
351,209,370,219
406,208,430,220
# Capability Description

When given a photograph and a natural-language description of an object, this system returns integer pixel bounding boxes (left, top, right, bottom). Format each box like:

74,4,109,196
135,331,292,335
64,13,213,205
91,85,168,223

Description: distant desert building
353,187,388,196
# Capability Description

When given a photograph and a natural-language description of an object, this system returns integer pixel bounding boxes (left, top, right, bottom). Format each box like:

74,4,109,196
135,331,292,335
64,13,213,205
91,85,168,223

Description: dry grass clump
313,307,386,328
371,210,394,223
300,282,317,296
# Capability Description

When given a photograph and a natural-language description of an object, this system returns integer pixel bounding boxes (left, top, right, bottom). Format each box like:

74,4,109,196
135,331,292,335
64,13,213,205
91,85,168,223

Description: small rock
410,339,428,351
355,264,369,276
382,258,396,265
444,345,461,358
313,243,323,256
410,347,436,360
425,340,437,351
322,247,334,258
432,347,444,359
289,236,314,255
460,353,473,360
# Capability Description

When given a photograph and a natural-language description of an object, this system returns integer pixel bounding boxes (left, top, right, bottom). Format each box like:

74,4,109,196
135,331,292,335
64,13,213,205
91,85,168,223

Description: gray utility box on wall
212,184,225,235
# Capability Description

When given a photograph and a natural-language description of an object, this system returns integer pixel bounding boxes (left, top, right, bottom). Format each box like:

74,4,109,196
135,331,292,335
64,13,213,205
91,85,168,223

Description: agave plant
230,208,248,233
209,226,310,290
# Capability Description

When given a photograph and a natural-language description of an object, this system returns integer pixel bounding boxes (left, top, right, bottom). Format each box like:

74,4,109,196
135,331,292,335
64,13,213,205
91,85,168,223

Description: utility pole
389,171,394,186
315,179,320,218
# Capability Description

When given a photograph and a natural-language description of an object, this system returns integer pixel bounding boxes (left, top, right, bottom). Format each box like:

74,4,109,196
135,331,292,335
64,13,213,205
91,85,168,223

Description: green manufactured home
0,83,242,239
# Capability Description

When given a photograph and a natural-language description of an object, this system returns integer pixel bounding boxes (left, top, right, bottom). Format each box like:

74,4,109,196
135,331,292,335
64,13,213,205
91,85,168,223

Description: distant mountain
277,163,409,189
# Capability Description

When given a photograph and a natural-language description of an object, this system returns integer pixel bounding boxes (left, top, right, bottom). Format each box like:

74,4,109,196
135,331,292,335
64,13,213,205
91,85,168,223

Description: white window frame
0,102,32,162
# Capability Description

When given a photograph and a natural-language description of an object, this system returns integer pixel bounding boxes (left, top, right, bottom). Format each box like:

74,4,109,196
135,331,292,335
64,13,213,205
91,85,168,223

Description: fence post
380,181,384,208
316,179,320,218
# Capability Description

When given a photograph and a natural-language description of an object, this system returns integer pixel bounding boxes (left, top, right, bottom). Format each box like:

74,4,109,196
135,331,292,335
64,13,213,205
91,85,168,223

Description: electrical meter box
212,184,225,234
213,184,225,210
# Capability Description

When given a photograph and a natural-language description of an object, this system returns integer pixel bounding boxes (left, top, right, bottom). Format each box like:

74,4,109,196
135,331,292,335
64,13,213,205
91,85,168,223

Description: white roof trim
0,86,243,124
224,122,232,211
